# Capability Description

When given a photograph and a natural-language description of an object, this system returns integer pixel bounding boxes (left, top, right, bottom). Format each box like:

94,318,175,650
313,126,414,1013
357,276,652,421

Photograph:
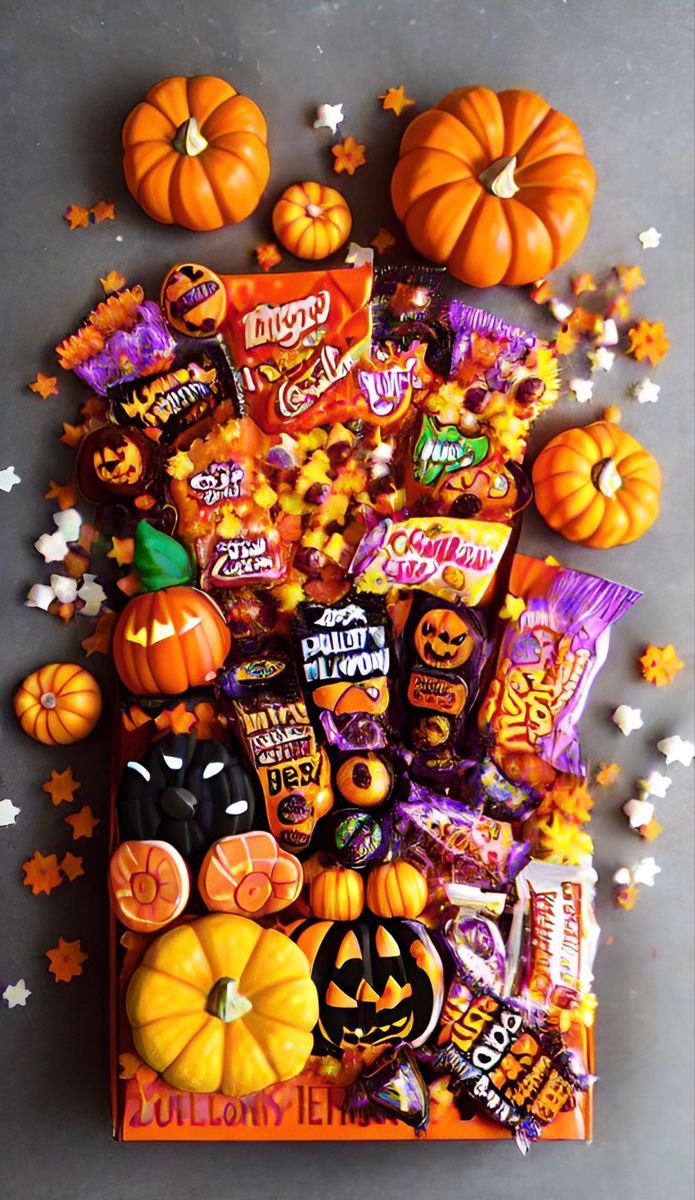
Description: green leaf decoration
134,521,195,591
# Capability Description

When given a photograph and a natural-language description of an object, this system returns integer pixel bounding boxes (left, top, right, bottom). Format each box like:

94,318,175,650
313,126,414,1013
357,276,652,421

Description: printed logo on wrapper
189,461,244,507
242,291,331,350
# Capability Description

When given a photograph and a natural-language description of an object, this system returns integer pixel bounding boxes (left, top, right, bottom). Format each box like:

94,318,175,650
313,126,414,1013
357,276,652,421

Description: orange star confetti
192,701,227,740
554,325,579,356
119,1052,157,1094
370,227,396,254
154,703,197,735
379,85,415,117
60,852,84,881
64,805,100,840
29,373,59,399
46,937,88,983
60,421,87,447
595,762,621,787
100,270,126,293
91,201,116,224
107,536,134,566
603,404,622,424
332,135,367,176
81,610,117,657
638,643,684,686
640,818,663,842
63,204,90,229
44,478,79,510
80,395,108,422
529,279,555,305
256,243,282,272
615,265,645,293
42,767,81,806
571,272,597,295
22,851,63,896
627,319,670,365
614,882,638,910
116,569,142,596
537,775,593,824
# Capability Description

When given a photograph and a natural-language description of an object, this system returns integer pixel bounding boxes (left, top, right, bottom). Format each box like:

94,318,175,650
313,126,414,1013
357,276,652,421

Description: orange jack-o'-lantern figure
414,608,475,670
161,262,227,337
76,426,158,505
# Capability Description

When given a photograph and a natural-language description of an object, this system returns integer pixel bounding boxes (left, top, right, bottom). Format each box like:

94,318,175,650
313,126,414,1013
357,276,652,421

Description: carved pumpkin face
414,608,475,670
292,917,444,1055
113,585,231,696
116,732,256,868
76,426,157,503
161,262,227,336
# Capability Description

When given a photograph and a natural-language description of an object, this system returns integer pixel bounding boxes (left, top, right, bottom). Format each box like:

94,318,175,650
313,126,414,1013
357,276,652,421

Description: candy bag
56,287,176,395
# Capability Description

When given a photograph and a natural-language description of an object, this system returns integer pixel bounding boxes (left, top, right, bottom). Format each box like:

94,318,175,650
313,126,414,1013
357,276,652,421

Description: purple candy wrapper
75,301,176,395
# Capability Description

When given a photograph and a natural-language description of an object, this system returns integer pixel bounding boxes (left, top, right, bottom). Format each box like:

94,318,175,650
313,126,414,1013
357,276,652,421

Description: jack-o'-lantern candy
108,347,237,442
291,916,444,1056
109,839,190,932
161,263,227,336
199,831,303,917
335,754,393,809
75,425,160,507
14,662,102,745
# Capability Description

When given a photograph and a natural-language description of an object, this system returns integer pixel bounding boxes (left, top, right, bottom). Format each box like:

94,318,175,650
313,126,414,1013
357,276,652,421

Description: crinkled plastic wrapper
56,288,176,396
108,339,238,441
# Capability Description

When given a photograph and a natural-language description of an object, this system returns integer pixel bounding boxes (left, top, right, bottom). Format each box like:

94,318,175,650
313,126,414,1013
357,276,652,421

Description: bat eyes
225,799,249,816
162,754,184,770
202,761,225,780
126,761,150,782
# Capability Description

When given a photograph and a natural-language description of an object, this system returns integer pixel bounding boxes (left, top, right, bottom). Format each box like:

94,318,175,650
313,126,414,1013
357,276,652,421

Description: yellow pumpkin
126,914,318,1096
310,866,364,920
366,861,429,919
272,182,352,259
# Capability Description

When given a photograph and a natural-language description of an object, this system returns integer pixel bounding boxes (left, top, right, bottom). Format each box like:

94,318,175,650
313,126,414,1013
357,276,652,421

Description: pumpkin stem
40,691,57,710
206,977,252,1023
479,155,519,199
306,203,322,218
593,458,623,498
173,117,208,157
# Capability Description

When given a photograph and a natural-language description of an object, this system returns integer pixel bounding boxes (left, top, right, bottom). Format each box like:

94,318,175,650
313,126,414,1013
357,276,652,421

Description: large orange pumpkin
113,587,231,695
272,182,352,260
14,662,102,745
122,75,270,231
532,420,662,548
391,86,596,287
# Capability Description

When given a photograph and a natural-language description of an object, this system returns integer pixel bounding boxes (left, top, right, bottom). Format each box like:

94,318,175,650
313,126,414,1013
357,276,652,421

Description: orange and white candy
198,831,303,917
109,840,190,932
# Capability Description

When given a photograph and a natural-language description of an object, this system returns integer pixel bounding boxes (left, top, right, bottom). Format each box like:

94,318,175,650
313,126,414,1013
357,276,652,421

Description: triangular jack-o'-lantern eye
179,611,203,636
375,925,401,958
336,929,362,968
150,619,176,646
125,621,149,646
326,981,358,1009
375,976,413,1012
355,979,381,1004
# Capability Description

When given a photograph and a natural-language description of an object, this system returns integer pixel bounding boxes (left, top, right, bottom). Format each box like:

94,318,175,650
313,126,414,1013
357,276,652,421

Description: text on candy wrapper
242,291,331,350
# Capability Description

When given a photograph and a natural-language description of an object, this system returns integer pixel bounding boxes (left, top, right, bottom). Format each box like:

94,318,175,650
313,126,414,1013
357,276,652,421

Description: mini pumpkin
109,839,190,932
126,913,318,1096
366,862,429,920
117,733,256,869
532,420,662,547
199,831,303,917
391,85,596,286
161,263,227,336
310,866,365,921
414,608,475,670
272,182,352,260
122,75,270,231
14,663,102,745
292,916,444,1055
335,754,393,809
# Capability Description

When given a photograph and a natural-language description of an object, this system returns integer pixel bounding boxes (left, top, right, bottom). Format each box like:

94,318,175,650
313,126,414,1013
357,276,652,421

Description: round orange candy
198,831,303,917
109,840,190,932
14,662,102,745
272,181,352,260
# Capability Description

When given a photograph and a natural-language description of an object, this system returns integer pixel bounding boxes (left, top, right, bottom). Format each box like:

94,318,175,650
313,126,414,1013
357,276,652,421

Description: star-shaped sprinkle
639,643,684,686
22,850,63,895
603,404,622,424
631,378,661,405
64,804,100,840
595,762,621,787
0,797,20,826
91,200,116,224
627,320,670,365
256,243,282,272
42,767,81,806
35,531,69,563
50,574,78,604
77,574,106,616
499,593,526,621
53,507,82,543
345,242,374,268
600,318,619,347
100,269,126,293
640,818,663,842
638,226,661,250
26,583,56,611
370,227,396,254
569,377,594,404
107,536,134,566
638,770,672,799
60,852,84,881
63,204,90,230
80,610,117,657
45,479,79,510
379,85,415,117
332,135,366,176
623,797,655,831
0,465,21,492
529,279,555,305
612,704,644,736
657,735,695,767
154,703,197,735
632,856,661,887
555,325,579,355
313,103,344,134
46,937,88,983
616,265,645,293
588,346,616,373
571,272,596,295
29,373,59,399
550,298,573,322
613,867,631,886
2,979,31,1008
60,421,86,447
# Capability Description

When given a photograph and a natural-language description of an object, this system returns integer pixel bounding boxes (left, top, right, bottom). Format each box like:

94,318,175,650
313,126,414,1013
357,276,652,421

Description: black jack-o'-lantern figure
161,262,227,337
116,733,257,869
75,425,159,505
291,917,444,1056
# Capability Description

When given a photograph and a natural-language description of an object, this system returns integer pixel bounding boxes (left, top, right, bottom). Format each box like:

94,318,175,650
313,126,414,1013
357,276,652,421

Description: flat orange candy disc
109,840,190,932
198,831,303,917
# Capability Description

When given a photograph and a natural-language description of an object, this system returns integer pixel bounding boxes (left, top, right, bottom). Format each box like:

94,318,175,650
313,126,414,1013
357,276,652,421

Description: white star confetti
569,377,594,404
639,226,661,250
588,346,616,373
26,583,55,611
612,704,644,736
77,574,106,616
34,530,69,563
2,979,31,1008
345,242,374,268
549,298,573,322
600,318,619,346
632,856,661,887
638,770,672,799
613,866,632,886
623,798,655,830
631,378,661,405
50,574,78,604
0,465,21,493
0,798,21,826
313,102,345,135
53,507,82,543
657,735,695,767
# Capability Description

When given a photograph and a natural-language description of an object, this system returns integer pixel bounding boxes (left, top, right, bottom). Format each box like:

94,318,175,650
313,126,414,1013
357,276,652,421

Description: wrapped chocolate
321,806,389,869
478,555,642,778
350,342,431,428
443,884,508,992
505,861,599,1011
108,339,237,441
371,264,452,378
350,1044,430,1134
293,593,393,750
55,287,176,395
219,648,333,852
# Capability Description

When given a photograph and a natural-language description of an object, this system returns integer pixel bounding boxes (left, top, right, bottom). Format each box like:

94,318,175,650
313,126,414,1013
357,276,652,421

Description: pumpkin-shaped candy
199,831,303,917
14,663,102,745
122,75,270,231
310,866,365,921
160,263,227,337
272,182,352,260
366,862,429,920
109,840,190,932
116,733,256,870
126,914,318,1096
532,420,662,548
292,917,444,1055
335,754,393,809
391,85,596,287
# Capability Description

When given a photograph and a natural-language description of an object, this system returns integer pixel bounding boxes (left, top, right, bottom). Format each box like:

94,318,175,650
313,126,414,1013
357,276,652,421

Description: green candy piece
134,520,195,591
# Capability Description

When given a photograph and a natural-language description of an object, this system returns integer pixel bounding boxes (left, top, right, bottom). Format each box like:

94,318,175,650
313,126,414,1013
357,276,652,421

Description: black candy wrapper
371,265,453,378
349,1045,430,1134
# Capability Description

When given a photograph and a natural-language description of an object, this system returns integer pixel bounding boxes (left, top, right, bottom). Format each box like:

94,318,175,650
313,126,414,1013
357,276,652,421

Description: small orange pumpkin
109,840,190,932
310,866,364,921
366,861,429,919
532,420,662,547
391,85,596,287
113,586,231,696
122,75,270,231
14,663,102,745
199,832,303,917
272,182,352,260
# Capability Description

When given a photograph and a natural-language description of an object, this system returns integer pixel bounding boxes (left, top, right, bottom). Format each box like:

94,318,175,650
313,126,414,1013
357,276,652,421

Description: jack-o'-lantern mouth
94,444,144,485
172,280,220,317
319,1013,415,1049
422,640,462,664
124,611,203,647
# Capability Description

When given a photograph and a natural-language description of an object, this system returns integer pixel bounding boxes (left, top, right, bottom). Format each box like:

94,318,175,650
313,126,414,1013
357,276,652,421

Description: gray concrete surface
0,1,693,1197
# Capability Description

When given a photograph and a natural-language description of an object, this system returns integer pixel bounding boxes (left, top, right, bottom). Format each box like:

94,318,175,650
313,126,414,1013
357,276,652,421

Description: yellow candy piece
254,482,278,509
